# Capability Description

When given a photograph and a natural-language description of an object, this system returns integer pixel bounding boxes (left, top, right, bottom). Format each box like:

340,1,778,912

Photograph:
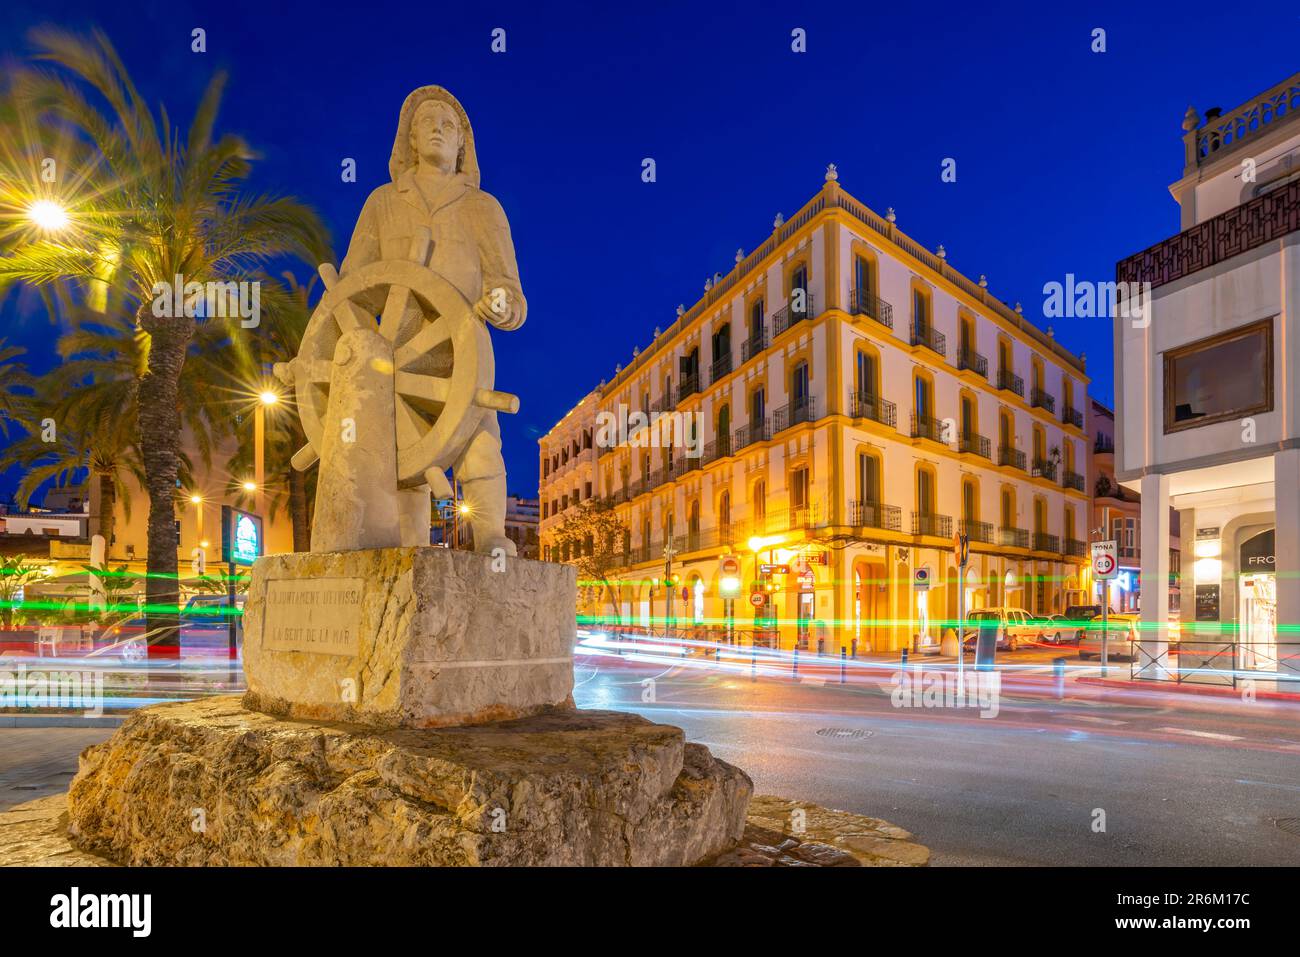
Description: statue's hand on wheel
472,287,523,331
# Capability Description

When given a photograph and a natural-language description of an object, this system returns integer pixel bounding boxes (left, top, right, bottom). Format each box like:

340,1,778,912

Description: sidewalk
1076,674,1300,702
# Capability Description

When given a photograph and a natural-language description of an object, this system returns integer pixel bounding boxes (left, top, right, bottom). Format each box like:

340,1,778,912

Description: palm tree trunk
95,470,116,546
136,311,192,655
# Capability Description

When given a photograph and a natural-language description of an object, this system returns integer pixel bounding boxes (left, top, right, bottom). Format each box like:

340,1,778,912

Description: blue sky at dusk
1,0,1297,501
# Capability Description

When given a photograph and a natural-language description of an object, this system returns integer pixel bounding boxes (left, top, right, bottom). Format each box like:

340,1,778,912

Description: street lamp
189,494,204,550
253,388,280,517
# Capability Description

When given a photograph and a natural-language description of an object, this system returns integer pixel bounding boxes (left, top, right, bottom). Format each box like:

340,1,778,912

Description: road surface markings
1155,727,1243,741
1053,714,1127,726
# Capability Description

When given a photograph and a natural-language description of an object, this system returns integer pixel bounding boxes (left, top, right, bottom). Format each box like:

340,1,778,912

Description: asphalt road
573,641,1300,866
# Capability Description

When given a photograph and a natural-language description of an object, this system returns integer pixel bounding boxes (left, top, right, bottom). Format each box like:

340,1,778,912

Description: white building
1114,71,1300,684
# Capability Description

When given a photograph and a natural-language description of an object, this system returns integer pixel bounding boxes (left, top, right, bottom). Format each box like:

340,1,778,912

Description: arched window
718,490,731,532
753,480,767,524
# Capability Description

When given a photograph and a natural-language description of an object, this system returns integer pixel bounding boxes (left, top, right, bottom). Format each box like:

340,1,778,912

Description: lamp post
190,494,204,554
254,389,279,518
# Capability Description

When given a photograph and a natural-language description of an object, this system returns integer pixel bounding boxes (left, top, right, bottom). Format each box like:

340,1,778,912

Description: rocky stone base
62,696,752,866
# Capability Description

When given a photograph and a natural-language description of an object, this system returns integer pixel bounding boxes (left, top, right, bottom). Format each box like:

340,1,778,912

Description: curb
0,714,126,729
1076,676,1300,702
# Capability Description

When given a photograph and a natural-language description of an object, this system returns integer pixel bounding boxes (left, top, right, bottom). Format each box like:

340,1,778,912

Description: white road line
1053,714,1127,726
1155,727,1243,741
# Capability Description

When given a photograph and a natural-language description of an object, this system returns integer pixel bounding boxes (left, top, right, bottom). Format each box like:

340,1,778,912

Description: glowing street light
259,390,280,406
242,480,257,492
27,199,69,232
190,494,203,505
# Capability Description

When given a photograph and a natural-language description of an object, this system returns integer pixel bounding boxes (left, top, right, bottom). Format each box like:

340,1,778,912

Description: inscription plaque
262,577,364,656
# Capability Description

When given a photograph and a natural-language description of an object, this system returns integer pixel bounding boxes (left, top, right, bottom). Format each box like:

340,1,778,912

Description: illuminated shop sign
221,505,263,566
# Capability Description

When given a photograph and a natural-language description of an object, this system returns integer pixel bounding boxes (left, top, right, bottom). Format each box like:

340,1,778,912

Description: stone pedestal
65,696,752,867
242,547,575,729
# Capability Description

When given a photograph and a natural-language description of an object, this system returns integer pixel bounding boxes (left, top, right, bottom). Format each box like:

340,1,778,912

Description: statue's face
410,100,463,173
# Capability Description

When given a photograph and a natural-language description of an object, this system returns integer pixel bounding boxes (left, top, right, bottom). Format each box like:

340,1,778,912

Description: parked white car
1077,614,1140,660
961,607,1038,652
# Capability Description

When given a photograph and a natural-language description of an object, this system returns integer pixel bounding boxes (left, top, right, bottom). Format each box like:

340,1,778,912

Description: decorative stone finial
825,163,838,182
632,345,640,357
1182,105,1200,132
676,304,685,317
1047,326,1055,338
615,363,622,373
773,212,785,229
1014,302,1023,315
885,207,896,223
936,244,946,260
1080,352,1087,364
653,326,661,337
735,248,744,264
704,277,712,291
979,275,988,288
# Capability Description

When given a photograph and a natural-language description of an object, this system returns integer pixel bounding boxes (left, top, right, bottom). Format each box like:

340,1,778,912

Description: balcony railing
956,348,988,378
677,373,700,404
849,500,902,531
702,435,732,464
997,369,1024,397
1116,178,1300,290
998,446,1026,471
1063,470,1086,492
958,431,991,459
848,391,897,427
1065,538,1087,558
911,412,946,443
1095,436,1114,454
910,322,946,357
1030,387,1055,414
1185,73,1300,172
1033,532,1061,553
998,526,1029,549
1063,405,1083,429
672,453,702,475
710,354,733,383
773,396,818,432
733,419,771,451
848,287,893,329
912,512,952,538
960,519,993,544
1031,458,1058,482
741,328,768,362
773,293,817,337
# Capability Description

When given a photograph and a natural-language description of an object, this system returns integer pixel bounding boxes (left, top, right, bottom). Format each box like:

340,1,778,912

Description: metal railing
1031,458,1058,482
1063,469,1086,492
910,322,946,357
773,395,818,432
849,500,902,531
848,287,893,329
998,526,1029,549
1065,538,1087,557
848,391,897,427
958,431,991,459
741,328,768,362
773,293,817,337
911,412,946,442
1030,387,1056,414
957,348,987,378
1063,406,1083,429
677,372,700,403
960,519,993,544
998,445,1026,471
733,419,771,451
912,512,952,538
1032,532,1060,553
710,354,733,383
702,435,732,463
997,369,1024,397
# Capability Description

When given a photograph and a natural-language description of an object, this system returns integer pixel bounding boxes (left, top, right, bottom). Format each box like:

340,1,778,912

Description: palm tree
0,30,329,646
0,339,32,437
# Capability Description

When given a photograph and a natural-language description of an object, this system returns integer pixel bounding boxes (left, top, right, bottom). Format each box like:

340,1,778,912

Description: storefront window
1164,320,1272,432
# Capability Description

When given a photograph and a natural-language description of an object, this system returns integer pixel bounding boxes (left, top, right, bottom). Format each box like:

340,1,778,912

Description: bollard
817,637,825,657
840,647,847,684
714,643,720,662
851,638,858,659
793,647,799,677
901,647,909,669
1054,656,1066,700
751,645,757,681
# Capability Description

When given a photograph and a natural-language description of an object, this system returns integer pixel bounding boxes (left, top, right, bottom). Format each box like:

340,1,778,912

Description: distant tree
0,556,49,630
0,339,31,437
551,499,628,623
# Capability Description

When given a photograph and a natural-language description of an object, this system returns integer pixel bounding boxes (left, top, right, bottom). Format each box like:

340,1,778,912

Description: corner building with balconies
540,172,1091,653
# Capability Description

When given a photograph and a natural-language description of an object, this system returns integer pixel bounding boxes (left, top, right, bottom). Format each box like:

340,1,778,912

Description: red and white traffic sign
749,591,765,607
720,556,741,577
1091,540,1118,580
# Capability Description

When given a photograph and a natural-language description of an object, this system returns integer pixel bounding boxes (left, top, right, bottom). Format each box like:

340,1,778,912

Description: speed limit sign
1091,540,1118,580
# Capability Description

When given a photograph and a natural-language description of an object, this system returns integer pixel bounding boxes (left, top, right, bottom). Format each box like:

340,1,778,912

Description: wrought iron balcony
848,391,897,427
1031,458,1058,482
998,526,1029,549
733,419,771,451
1117,178,1300,290
848,287,893,329
957,348,988,378
672,453,702,475
1065,538,1087,557
911,412,946,443
958,431,991,459
910,322,946,357
1063,405,1083,429
997,369,1024,397
1094,436,1115,455
677,372,700,404
741,328,768,362
773,293,817,337
849,500,902,531
773,396,818,432
960,519,993,544
912,512,952,538
702,435,732,464
1063,470,1086,492
710,353,733,383
1033,532,1061,553
1030,388,1056,414
998,446,1026,471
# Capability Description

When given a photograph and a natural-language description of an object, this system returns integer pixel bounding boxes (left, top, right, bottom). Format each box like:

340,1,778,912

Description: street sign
760,563,789,576
221,505,263,567
805,551,827,565
748,591,765,607
913,567,930,590
1091,540,1118,580
720,556,741,577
